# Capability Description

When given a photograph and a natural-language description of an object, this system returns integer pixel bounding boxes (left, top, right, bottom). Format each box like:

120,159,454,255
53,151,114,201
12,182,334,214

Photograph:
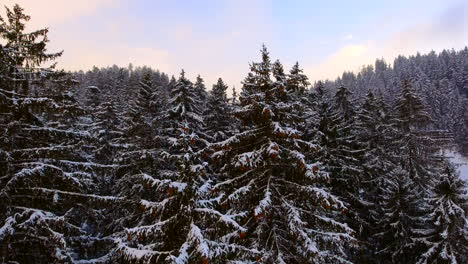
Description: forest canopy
0,4,467,264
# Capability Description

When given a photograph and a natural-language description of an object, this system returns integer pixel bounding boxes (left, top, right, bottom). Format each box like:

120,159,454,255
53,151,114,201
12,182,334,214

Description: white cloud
2,0,121,27
159,0,274,88
1,1,171,73
343,34,353,40
59,42,172,73
305,43,373,80
306,2,468,81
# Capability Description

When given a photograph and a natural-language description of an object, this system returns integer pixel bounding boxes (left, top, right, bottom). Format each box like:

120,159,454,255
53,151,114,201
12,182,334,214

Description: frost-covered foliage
323,49,468,154
394,81,437,189
352,91,401,261
0,5,114,263
459,99,468,154
164,70,206,144
313,85,364,196
417,166,468,264
73,65,170,116
308,83,365,256
112,70,242,263
2,3,468,263
207,46,355,263
194,75,209,113
373,169,427,263
204,78,235,142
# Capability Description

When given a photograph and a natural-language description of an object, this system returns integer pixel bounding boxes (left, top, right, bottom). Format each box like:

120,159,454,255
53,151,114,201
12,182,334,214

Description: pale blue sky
4,0,468,87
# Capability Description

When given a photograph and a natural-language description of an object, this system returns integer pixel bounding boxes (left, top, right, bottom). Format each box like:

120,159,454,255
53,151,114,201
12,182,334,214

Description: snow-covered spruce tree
123,73,160,149
116,71,198,203
271,59,310,137
356,93,397,173
126,71,167,127
0,4,114,263
458,97,468,155
333,86,357,122
113,70,242,263
373,168,427,264
208,46,355,263
84,92,126,211
204,77,234,143
311,84,364,249
271,59,287,84
275,60,310,137
430,78,461,132
194,74,209,114
113,67,131,114
118,125,245,263
115,70,169,189
130,72,155,119
109,80,166,251
231,86,239,105
393,80,436,189
88,93,126,166
417,166,468,264
287,62,309,96
354,91,400,262
321,47,468,153
85,85,101,110
356,92,397,184
300,81,326,143
162,70,207,150
315,85,363,197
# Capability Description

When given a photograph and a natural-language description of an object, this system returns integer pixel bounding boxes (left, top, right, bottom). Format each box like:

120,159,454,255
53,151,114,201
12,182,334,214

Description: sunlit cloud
383,2,468,57
305,44,372,80
2,0,121,27
60,42,172,73
306,1,468,81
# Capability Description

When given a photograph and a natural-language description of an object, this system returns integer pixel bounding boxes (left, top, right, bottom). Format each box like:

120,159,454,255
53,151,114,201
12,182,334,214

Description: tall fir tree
0,5,113,262
373,168,426,264
417,166,468,264
90,94,125,165
231,86,238,104
113,70,241,263
287,62,309,95
312,84,364,253
208,46,354,263
204,78,233,143
393,80,436,189
194,74,208,114
1,3,468,262
354,91,400,262
459,98,468,154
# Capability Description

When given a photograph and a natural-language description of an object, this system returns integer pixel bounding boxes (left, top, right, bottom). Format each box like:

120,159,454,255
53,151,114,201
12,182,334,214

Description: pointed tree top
261,44,270,64
195,74,204,84
272,59,285,80
314,81,325,96
335,85,352,98
261,43,269,54
290,61,301,73
248,45,272,79
213,77,227,91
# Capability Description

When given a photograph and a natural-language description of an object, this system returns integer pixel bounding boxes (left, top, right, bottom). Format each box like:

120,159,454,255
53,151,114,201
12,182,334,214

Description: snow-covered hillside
446,151,468,181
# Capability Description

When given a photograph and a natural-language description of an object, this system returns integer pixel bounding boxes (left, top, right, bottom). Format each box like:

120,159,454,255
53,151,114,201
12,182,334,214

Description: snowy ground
445,150,468,181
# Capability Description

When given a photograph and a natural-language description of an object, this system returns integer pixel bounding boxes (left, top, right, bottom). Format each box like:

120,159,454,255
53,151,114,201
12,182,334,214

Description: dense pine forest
1,4,467,264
